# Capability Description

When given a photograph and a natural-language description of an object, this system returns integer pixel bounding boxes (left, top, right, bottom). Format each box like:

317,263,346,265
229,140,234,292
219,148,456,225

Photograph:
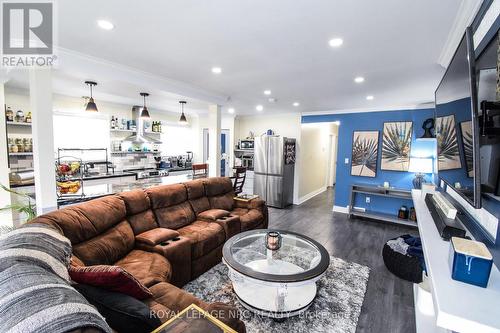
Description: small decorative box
449,237,493,288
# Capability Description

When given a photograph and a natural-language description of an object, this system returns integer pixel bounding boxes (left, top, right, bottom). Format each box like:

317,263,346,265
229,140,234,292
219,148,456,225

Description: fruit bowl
56,161,81,176
57,180,81,194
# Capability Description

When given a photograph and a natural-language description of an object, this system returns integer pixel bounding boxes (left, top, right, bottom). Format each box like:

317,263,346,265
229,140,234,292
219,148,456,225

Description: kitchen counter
10,171,137,188
11,168,193,188
58,173,193,207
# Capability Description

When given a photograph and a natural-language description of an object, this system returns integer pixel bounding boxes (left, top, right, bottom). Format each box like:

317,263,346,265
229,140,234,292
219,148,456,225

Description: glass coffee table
222,229,330,318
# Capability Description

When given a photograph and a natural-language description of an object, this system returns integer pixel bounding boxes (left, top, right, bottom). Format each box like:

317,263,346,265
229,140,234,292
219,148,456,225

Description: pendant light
84,81,98,112
139,92,151,119
179,100,188,125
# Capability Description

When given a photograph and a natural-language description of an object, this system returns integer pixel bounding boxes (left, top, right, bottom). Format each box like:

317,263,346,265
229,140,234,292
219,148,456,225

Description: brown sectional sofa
30,177,268,333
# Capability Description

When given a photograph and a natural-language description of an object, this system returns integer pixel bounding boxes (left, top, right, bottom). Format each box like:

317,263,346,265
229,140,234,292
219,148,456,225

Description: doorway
327,134,338,187
202,128,231,176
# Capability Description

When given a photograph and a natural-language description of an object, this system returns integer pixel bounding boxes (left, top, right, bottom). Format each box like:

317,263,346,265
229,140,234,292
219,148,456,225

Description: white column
0,82,12,227
208,104,221,177
30,68,57,215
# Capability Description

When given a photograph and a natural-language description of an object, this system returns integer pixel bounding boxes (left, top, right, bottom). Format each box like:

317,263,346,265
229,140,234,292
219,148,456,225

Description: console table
348,184,416,227
412,189,500,333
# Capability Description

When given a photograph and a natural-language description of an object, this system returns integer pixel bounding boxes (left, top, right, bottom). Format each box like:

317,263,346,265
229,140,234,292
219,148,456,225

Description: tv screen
476,30,500,200
435,28,481,208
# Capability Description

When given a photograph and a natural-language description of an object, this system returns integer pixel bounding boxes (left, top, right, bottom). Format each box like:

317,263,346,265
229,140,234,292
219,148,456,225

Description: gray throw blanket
0,223,112,333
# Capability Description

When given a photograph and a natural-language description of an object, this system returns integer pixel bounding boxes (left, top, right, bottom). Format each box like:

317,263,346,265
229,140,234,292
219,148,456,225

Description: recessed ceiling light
366,95,374,100
329,38,343,47
264,90,272,95
211,67,222,74
268,97,276,103
293,102,300,107
97,20,114,30
256,105,264,112
354,77,365,83
228,108,235,114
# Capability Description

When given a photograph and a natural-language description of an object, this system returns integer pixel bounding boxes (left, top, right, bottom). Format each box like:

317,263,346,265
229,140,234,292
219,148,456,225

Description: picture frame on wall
436,114,462,171
351,130,379,177
460,120,473,177
381,121,413,171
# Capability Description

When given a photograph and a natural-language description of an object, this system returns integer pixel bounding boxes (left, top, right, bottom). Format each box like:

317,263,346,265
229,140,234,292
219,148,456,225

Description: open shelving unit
348,184,417,227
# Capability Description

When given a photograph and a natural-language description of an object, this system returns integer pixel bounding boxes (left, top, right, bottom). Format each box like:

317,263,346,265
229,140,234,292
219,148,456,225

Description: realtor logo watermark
1,0,56,67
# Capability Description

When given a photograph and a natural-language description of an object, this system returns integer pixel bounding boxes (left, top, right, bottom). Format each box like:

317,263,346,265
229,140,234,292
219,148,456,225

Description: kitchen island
58,173,193,207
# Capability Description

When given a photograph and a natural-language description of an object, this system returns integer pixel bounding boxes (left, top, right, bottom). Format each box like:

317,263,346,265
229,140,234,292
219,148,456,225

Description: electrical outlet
345,158,349,164
365,197,371,203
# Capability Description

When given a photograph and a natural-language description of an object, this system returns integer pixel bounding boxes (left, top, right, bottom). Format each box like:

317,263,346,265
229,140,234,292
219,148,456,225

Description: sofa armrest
197,209,230,222
135,236,191,287
213,215,241,239
135,228,180,246
234,198,265,210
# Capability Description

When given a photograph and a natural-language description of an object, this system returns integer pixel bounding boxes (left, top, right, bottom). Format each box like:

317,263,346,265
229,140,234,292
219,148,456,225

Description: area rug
183,256,370,333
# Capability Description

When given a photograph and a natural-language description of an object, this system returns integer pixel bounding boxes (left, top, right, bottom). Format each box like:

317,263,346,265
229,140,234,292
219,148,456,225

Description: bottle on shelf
110,116,115,129
15,110,24,123
158,121,162,133
25,112,32,123
5,107,13,122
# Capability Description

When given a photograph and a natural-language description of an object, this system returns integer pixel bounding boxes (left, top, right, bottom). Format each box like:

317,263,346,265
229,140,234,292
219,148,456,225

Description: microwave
239,139,254,150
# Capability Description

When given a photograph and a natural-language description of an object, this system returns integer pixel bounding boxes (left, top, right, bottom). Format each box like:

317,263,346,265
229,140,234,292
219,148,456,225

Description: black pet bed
382,236,423,283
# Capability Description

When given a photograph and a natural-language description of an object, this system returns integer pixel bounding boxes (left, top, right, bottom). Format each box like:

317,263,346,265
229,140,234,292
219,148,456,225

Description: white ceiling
16,0,471,115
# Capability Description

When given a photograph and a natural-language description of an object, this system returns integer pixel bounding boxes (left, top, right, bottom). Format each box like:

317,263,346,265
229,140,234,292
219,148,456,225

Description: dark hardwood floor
268,187,418,333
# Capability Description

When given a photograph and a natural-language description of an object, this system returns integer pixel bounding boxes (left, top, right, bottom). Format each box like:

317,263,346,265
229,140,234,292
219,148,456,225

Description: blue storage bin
449,237,493,288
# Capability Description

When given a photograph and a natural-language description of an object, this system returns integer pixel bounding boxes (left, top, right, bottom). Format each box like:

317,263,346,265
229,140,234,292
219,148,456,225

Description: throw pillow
69,265,153,300
74,284,161,333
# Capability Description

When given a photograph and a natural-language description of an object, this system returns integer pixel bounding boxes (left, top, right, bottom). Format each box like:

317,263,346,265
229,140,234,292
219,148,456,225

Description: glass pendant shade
179,101,188,125
139,92,151,119
84,81,98,112
140,106,150,119
85,97,98,112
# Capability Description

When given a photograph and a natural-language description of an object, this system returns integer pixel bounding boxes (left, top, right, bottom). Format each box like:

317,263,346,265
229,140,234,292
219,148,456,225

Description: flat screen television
435,27,481,208
476,28,500,201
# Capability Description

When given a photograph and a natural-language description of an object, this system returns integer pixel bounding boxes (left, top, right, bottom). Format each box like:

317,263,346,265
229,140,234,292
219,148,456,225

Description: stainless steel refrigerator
254,135,296,208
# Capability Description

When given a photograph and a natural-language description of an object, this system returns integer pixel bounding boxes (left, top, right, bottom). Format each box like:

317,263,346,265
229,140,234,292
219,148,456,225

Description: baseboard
297,187,327,205
332,205,349,214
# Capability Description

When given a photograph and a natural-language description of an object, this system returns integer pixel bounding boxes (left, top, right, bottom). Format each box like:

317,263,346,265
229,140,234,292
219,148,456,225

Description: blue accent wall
302,108,436,216
302,107,500,267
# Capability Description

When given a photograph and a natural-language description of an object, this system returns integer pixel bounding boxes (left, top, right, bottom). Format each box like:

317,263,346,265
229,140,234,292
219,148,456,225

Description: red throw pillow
69,265,153,300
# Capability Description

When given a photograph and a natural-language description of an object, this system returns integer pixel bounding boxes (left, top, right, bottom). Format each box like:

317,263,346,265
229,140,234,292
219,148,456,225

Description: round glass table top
222,229,330,283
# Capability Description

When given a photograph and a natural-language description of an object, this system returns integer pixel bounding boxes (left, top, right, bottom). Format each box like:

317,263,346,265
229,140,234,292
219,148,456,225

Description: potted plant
0,184,36,222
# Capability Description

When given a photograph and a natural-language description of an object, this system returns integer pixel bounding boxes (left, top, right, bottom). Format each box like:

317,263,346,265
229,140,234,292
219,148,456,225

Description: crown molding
301,103,434,117
437,0,483,68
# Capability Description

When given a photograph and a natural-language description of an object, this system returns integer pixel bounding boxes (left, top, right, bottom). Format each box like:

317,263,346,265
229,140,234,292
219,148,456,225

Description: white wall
297,123,338,202
236,113,302,140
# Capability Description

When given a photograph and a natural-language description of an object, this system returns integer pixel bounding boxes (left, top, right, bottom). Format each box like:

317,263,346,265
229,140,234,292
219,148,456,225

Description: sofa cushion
69,265,153,300
204,177,235,211
147,184,188,209
34,195,127,245
176,221,226,259
184,179,211,215
198,209,230,221
136,228,180,246
73,220,135,266
146,184,196,229
204,177,234,197
115,250,172,287
231,208,264,232
74,284,161,333
119,190,158,235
